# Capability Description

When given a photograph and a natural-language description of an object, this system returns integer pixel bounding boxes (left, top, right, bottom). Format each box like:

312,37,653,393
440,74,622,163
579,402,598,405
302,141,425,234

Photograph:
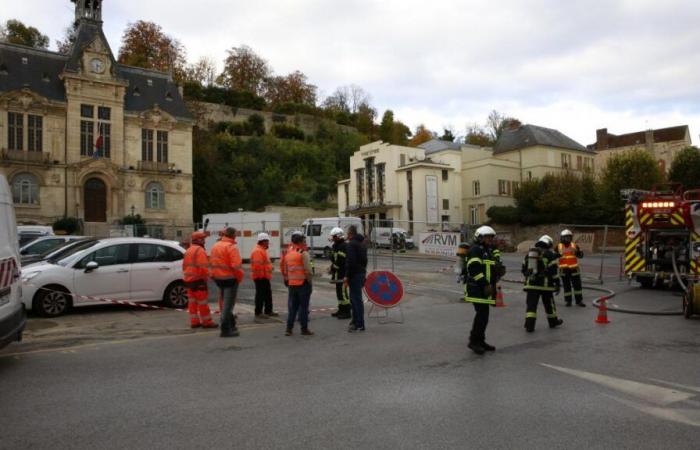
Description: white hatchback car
21,237,189,317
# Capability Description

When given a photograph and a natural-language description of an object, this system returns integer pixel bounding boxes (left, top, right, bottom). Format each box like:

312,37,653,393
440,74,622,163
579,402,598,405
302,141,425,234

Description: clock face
90,58,105,74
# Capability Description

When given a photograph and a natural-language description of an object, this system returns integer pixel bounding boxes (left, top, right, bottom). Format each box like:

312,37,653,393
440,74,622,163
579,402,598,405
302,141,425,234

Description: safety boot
336,304,352,320
524,317,536,333
548,317,563,328
481,341,496,352
576,302,586,307
468,342,486,355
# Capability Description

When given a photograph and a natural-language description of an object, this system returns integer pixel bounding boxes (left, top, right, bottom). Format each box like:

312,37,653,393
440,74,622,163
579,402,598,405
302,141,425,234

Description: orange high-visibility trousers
188,289,214,326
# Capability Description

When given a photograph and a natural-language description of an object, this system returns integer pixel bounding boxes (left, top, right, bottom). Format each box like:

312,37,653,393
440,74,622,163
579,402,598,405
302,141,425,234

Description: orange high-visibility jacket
279,243,295,280
210,237,244,283
183,245,209,285
558,243,579,269
250,245,273,280
283,247,307,286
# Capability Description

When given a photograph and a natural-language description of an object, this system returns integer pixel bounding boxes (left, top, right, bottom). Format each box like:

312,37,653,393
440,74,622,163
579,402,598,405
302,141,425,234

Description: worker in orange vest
183,231,217,329
210,227,244,337
281,231,314,336
558,229,585,307
251,232,278,322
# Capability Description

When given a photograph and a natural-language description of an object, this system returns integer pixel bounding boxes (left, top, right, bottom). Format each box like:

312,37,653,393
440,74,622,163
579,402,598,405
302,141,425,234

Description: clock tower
74,0,103,22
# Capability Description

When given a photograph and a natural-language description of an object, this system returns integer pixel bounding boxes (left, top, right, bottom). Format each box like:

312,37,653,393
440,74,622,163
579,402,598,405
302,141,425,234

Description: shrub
272,124,305,141
486,206,520,224
53,217,80,235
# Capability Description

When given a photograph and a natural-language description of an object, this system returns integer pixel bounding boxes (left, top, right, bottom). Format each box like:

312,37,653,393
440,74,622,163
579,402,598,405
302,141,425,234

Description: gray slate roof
418,138,462,155
493,124,590,155
0,22,191,120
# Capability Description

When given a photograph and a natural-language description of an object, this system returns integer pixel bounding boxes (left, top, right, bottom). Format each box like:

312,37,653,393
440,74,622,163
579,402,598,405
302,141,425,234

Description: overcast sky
4,0,700,144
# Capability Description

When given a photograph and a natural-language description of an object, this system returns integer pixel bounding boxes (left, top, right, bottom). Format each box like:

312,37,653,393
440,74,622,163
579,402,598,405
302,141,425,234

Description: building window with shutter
8,112,23,151
27,115,42,152
473,180,480,196
142,129,154,161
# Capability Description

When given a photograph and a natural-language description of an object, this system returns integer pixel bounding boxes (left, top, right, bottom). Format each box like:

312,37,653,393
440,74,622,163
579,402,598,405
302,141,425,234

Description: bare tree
185,56,217,86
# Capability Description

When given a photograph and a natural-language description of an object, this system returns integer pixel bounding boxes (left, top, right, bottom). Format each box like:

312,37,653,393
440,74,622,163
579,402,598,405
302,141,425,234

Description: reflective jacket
465,243,496,305
330,240,348,280
209,237,243,283
282,246,307,286
183,244,208,290
522,248,560,292
250,244,272,280
558,243,582,269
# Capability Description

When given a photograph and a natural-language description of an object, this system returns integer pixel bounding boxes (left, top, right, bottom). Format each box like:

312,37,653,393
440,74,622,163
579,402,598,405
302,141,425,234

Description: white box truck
370,227,415,249
302,217,364,257
202,212,282,260
0,175,26,349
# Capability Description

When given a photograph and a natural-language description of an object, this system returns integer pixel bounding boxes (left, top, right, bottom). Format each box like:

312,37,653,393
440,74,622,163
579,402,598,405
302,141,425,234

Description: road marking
0,323,277,359
540,363,696,406
649,378,700,394
607,395,700,428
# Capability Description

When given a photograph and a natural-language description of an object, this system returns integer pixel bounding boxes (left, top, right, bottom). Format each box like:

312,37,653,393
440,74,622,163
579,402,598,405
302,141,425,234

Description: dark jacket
522,246,560,292
330,239,348,280
465,243,496,304
345,234,368,278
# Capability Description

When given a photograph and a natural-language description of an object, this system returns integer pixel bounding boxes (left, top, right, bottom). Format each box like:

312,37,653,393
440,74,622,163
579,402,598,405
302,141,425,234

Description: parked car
0,175,26,349
21,237,188,317
19,235,87,261
17,225,54,247
21,238,97,267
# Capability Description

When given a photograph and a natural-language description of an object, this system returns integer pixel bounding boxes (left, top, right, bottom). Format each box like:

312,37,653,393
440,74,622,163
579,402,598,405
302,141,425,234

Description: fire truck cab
624,184,700,292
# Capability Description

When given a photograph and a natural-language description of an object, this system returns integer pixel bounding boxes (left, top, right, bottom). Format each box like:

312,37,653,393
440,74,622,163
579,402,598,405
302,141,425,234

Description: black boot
548,317,563,328
468,341,486,355
481,341,496,351
336,304,352,319
524,317,536,333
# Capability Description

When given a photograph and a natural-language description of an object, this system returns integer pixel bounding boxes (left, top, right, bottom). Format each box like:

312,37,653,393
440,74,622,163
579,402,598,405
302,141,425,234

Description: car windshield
52,240,100,266
41,239,92,259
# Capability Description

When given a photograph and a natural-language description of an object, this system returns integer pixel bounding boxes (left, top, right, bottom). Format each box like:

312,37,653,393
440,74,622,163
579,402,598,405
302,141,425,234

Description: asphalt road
1,254,699,449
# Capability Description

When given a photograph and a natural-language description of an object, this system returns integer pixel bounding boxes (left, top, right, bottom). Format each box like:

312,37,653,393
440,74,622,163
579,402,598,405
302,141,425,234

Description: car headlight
22,271,41,283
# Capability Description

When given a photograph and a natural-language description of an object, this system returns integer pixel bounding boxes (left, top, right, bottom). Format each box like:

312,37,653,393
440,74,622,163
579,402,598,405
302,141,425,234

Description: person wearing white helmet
328,227,352,319
557,229,585,307
521,235,563,332
464,225,500,355
251,232,278,321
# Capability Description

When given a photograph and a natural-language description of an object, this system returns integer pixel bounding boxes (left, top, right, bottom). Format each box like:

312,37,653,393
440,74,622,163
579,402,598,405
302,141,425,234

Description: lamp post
130,205,135,218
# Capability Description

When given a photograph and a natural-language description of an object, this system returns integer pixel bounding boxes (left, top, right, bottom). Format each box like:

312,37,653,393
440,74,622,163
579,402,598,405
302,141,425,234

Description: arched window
145,182,165,209
12,173,39,205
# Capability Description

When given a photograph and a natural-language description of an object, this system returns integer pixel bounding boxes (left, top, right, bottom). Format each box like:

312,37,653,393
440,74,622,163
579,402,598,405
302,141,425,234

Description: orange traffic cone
495,285,506,308
595,297,610,324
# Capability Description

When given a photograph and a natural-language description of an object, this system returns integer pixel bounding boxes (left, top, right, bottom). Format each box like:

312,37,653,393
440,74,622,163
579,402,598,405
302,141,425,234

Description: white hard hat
330,227,344,238
257,232,270,242
538,235,553,246
561,229,573,237
474,226,496,239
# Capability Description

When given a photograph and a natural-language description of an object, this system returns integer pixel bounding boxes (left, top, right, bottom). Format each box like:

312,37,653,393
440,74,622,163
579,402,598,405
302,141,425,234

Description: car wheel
33,286,71,317
164,281,188,309
639,277,654,289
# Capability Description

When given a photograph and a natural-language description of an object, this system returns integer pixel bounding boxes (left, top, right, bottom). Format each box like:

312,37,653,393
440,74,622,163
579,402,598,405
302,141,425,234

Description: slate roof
0,21,191,120
418,139,462,155
493,124,590,155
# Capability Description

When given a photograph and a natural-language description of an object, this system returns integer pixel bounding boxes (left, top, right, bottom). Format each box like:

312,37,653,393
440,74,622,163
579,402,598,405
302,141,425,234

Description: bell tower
74,0,103,22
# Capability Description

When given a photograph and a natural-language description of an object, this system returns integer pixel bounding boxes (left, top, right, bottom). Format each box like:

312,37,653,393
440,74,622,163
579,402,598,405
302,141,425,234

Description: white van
0,175,26,349
370,227,415,249
302,217,363,257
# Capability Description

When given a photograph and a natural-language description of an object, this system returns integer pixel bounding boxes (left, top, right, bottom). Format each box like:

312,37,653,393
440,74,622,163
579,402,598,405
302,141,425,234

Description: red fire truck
624,185,700,316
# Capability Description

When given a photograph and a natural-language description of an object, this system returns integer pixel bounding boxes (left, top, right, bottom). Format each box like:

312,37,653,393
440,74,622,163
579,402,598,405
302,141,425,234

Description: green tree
379,110,395,143
669,146,700,190
599,149,663,223
441,128,455,142
0,19,49,49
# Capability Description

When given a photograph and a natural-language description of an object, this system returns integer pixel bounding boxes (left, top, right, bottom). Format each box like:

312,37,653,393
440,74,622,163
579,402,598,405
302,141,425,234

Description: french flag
93,125,104,159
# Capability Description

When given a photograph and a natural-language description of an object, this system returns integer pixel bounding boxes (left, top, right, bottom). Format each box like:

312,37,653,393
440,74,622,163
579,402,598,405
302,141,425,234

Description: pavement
1,254,699,449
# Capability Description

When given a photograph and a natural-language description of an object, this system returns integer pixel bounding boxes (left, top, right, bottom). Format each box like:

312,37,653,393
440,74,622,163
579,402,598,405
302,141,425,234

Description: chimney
596,128,608,150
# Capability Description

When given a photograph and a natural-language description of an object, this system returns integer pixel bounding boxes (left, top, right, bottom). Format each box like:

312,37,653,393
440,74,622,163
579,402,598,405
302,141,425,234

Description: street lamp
130,205,135,217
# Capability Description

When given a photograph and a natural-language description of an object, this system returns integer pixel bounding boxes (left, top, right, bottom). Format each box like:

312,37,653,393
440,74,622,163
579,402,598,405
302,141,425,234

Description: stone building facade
0,0,193,237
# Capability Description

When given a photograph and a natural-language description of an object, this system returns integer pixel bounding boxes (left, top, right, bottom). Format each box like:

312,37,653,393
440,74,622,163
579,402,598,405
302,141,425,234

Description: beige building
0,0,193,237
590,125,692,173
337,139,463,236
463,124,596,224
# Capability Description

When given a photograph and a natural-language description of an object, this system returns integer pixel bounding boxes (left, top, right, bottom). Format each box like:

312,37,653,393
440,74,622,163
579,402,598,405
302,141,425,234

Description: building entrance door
84,178,107,222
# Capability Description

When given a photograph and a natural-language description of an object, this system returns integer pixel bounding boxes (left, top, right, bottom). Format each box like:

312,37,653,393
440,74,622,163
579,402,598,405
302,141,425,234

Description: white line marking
541,363,696,406
607,395,700,428
648,378,700,394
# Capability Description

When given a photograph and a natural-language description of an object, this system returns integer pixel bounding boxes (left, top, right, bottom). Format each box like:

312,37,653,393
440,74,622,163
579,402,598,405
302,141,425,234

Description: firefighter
329,227,352,319
465,226,499,355
251,233,278,322
210,227,244,337
522,235,563,332
558,229,585,307
183,231,217,329
282,232,314,336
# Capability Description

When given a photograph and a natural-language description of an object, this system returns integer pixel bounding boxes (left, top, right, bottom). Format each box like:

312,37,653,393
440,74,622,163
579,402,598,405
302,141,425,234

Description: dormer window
21,57,28,65
133,87,141,96
147,79,153,87
42,72,50,82
165,92,173,101
0,63,7,75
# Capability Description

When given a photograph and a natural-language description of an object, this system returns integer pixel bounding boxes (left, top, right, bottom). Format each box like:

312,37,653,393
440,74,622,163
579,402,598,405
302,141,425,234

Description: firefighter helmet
474,226,496,242
257,232,270,242
538,235,554,247
329,227,344,241
561,229,573,237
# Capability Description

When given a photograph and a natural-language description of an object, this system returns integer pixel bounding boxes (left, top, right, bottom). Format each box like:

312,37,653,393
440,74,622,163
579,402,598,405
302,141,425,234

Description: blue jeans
216,281,238,333
286,282,311,330
349,273,366,328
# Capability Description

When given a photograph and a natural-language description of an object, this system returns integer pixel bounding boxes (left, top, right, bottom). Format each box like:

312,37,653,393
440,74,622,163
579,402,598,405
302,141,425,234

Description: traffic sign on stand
364,271,404,323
